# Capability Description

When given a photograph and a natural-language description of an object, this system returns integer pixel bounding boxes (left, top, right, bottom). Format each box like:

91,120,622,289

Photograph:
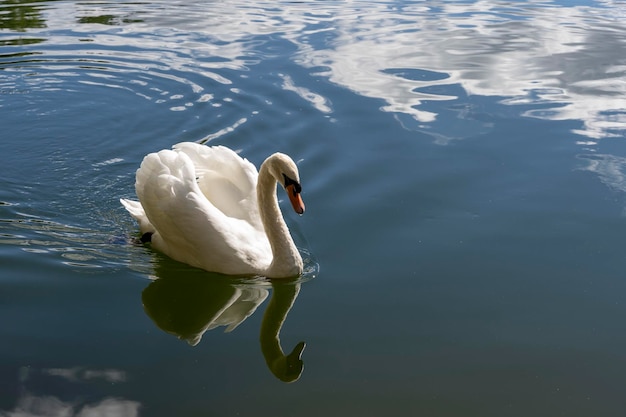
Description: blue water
2,0,626,415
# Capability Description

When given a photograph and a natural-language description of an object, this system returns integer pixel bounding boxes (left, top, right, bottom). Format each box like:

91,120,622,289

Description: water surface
2,0,626,415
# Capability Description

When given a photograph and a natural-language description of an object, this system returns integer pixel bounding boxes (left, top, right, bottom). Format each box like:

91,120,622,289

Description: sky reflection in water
2,0,625,141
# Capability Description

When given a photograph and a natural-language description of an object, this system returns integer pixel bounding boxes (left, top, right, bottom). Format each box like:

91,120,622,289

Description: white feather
121,142,304,278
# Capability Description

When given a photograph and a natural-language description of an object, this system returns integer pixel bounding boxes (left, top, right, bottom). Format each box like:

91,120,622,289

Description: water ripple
1,38,239,111
4,0,625,140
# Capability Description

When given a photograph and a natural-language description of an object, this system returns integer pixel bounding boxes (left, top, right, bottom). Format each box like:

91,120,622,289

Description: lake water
2,0,626,415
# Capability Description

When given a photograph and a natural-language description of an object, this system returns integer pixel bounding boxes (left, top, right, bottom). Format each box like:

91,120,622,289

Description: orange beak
286,184,305,215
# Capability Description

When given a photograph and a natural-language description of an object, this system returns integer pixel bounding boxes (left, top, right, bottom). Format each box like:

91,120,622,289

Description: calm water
2,0,626,415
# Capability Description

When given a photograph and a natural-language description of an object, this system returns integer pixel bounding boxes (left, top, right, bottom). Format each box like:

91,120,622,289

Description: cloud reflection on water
287,0,626,140
153,0,625,141
5,0,625,140
0,367,140,417
2,395,140,417
578,153,626,203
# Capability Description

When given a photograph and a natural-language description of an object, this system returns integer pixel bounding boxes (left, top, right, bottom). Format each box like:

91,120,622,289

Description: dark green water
2,0,626,415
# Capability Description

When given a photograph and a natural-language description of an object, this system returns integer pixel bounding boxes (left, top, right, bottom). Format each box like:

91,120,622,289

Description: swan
120,142,306,278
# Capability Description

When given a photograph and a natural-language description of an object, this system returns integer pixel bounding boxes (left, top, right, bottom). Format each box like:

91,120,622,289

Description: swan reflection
142,264,306,382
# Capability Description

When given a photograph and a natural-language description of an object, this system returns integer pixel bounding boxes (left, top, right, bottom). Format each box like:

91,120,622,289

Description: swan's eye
283,174,302,194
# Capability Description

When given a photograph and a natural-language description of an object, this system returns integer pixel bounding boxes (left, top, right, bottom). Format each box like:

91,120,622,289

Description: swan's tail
120,198,155,235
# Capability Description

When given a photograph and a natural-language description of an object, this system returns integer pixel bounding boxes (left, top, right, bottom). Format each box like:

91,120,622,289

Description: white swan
120,142,305,278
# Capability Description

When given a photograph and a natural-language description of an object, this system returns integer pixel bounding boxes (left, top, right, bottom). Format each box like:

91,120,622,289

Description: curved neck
257,162,303,278
260,282,305,382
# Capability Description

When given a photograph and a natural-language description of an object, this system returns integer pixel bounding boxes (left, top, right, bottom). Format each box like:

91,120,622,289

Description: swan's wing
120,198,154,235
136,148,271,275
172,143,262,228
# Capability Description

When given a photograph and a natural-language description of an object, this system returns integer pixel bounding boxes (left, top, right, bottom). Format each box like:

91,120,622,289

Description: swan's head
266,153,305,215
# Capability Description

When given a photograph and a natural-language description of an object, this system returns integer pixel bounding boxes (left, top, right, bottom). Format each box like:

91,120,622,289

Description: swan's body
120,142,305,278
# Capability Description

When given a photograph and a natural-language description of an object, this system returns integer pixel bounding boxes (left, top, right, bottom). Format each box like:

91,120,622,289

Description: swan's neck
257,164,303,278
